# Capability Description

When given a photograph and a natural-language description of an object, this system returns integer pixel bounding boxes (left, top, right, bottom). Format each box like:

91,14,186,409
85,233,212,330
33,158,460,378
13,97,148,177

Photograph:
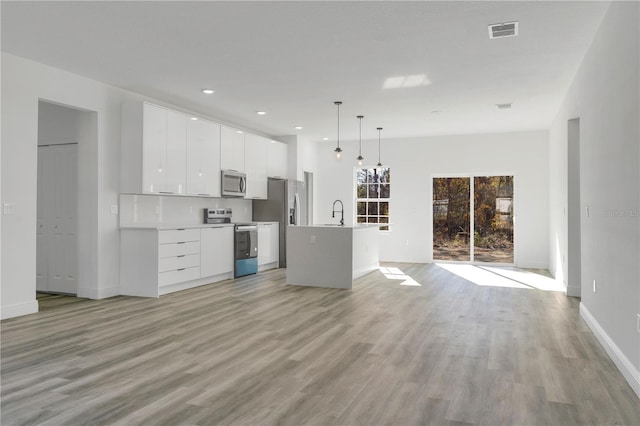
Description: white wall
548,1,639,395
0,53,276,319
316,131,549,268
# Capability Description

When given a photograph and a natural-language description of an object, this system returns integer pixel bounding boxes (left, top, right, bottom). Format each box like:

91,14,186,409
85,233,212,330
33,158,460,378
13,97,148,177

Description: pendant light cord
358,115,363,157
377,127,383,167
335,101,342,150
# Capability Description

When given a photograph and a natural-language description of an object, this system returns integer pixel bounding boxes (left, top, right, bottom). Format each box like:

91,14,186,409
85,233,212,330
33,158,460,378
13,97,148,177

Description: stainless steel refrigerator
253,178,307,268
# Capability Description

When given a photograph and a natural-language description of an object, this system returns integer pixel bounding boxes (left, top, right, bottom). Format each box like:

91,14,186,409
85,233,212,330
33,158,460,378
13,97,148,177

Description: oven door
235,226,258,259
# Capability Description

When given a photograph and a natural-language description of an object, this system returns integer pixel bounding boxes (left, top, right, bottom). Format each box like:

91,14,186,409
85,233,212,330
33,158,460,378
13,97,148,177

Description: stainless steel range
234,223,258,277
203,208,258,278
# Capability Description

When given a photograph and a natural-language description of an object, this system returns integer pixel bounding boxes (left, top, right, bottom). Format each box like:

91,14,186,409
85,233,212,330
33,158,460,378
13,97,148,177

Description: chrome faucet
332,200,344,226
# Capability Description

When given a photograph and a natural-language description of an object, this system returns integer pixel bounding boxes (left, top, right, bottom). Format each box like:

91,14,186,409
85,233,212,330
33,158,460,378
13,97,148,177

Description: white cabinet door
220,126,245,172
165,110,187,194
257,224,271,266
142,103,168,193
201,227,234,277
269,222,279,265
245,133,268,199
187,119,221,196
267,141,288,178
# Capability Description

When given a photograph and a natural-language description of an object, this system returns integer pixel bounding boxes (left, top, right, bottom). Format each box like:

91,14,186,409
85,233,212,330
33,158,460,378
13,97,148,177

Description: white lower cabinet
120,225,234,297
257,223,279,271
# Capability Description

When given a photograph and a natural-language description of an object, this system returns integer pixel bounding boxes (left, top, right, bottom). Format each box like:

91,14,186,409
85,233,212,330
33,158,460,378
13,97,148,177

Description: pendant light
376,127,383,167
334,101,342,159
356,115,364,166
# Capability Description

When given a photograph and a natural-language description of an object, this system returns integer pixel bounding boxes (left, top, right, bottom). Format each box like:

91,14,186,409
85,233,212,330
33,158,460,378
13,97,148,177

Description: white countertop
297,224,379,229
120,221,279,230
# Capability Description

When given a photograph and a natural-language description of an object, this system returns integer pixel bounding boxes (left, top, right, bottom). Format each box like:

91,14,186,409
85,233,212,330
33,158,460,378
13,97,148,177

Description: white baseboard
77,286,120,300
516,260,548,269
580,303,640,398
1,300,39,320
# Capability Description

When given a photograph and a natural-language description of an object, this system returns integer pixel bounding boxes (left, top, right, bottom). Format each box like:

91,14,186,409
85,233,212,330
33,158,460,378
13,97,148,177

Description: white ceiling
2,1,610,142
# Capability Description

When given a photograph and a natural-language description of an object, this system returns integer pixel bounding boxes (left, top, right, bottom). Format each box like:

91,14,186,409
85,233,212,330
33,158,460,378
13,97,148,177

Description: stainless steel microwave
221,170,246,197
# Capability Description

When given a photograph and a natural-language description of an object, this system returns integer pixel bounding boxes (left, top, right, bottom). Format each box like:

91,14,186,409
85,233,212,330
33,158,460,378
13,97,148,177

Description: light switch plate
3,203,16,215
110,204,119,214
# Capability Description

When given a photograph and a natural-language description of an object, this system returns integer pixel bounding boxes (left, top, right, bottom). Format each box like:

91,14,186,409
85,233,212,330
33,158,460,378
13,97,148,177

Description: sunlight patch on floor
436,263,564,292
379,267,421,286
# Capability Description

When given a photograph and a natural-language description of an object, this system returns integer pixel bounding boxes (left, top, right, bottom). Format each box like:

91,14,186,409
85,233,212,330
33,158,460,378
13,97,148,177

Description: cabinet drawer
158,228,200,244
158,241,200,258
158,254,200,273
158,266,200,287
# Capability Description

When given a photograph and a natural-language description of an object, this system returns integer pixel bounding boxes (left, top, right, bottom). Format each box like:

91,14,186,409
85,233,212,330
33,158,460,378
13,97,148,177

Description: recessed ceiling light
256,111,267,115
431,110,443,114
201,89,215,95
190,117,199,121
322,137,329,141
497,103,512,109
294,126,303,130
236,130,244,134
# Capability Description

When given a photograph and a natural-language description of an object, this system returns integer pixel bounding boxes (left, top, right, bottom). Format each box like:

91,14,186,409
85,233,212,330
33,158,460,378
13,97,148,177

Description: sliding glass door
432,177,471,261
433,176,514,264
473,176,514,263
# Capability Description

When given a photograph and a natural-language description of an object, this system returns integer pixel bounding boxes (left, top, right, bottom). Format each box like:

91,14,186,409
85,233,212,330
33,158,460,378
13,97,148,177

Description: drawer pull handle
177,242,186,244
177,268,186,271
177,255,185,258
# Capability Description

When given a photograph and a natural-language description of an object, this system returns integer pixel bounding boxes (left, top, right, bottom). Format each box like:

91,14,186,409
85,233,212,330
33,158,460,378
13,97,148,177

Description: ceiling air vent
488,21,518,39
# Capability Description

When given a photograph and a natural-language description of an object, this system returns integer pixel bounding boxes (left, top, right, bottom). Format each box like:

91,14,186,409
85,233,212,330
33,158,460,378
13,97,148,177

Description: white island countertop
286,224,379,290
298,224,379,229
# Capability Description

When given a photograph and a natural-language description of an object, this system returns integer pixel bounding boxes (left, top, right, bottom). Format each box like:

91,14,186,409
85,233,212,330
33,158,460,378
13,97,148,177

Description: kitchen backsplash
119,194,253,226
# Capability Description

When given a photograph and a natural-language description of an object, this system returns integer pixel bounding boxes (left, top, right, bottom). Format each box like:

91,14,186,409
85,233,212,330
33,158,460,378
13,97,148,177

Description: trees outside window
356,168,390,231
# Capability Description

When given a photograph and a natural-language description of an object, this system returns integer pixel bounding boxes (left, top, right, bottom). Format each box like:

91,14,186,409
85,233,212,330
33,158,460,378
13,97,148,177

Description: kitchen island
286,224,379,289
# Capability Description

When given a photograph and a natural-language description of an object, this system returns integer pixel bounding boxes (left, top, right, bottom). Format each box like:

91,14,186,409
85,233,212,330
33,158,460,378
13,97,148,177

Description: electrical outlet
593,279,597,293
562,255,566,263
586,205,590,218
3,203,16,215
110,204,118,214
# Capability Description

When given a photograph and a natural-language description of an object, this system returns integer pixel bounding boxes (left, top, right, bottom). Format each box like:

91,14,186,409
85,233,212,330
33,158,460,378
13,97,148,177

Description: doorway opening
36,101,92,296
433,175,514,264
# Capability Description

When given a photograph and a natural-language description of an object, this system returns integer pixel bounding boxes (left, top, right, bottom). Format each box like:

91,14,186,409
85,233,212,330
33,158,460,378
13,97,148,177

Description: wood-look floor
2,263,639,425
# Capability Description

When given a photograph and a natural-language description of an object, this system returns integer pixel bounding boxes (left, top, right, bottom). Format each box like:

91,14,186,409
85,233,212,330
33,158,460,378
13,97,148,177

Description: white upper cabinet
141,103,168,193
220,125,245,172
165,110,187,194
267,140,288,178
245,133,268,199
186,118,221,197
123,102,187,195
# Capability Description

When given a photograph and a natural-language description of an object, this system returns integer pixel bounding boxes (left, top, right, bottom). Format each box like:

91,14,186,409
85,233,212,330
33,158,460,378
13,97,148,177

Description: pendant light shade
334,101,343,159
376,127,383,167
356,115,364,166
